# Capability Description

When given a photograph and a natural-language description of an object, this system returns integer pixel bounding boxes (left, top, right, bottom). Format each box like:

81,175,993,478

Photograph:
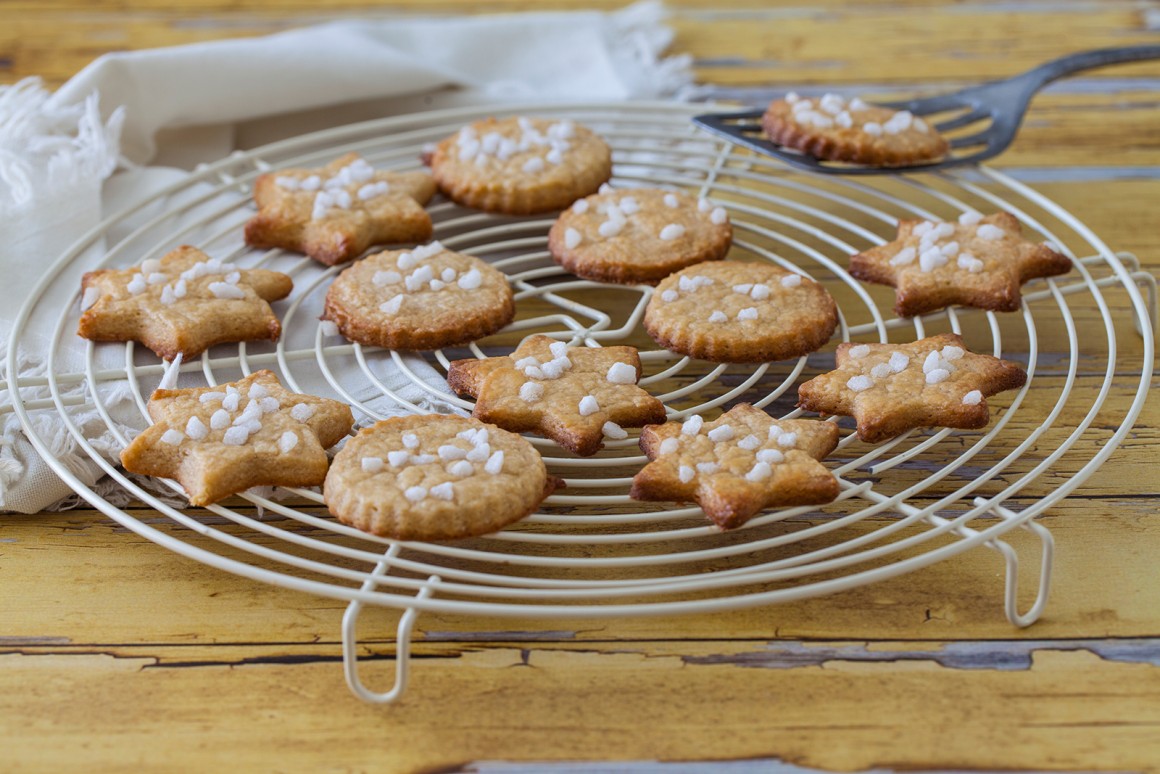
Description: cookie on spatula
849,211,1071,317
77,245,292,360
630,403,840,530
796,333,1027,443
762,92,949,167
446,334,666,457
119,370,354,506
244,153,436,266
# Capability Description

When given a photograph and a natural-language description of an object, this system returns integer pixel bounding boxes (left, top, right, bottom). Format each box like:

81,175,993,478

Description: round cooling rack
8,101,1155,702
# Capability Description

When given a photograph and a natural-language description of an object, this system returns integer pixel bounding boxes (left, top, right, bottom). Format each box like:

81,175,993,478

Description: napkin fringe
0,77,124,211
0,339,139,511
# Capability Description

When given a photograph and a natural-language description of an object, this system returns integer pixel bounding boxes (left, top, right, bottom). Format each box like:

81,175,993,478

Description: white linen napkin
0,1,692,513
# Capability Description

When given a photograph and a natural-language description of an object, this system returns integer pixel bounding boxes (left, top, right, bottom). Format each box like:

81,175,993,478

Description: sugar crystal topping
681,415,704,435
847,375,874,392
606,362,637,385
789,93,929,136
602,421,628,440
185,416,208,440
455,117,574,171
519,382,545,403
893,217,1003,275
279,431,299,454
707,424,734,443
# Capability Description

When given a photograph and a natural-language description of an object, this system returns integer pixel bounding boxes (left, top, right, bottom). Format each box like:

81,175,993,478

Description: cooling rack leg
1130,269,1158,338
341,550,441,704
989,520,1055,628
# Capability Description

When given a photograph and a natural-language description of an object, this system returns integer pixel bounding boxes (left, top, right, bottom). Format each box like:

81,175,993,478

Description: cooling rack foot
341,548,441,704
976,500,1055,627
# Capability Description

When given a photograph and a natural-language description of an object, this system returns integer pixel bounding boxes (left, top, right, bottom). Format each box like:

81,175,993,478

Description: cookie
427,116,612,215
77,245,293,360
849,211,1072,317
446,334,666,457
762,92,949,167
630,404,839,529
324,414,559,541
119,370,354,506
547,187,733,284
796,333,1027,443
322,242,514,350
244,153,436,266
643,260,838,363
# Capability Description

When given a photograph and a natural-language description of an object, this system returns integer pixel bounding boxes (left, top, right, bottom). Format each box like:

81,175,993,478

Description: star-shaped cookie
629,404,840,529
446,335,666,456
849,211,1071,317
796,333,1027,443
244,153,437,266
77,245,293,360
120,370,354,506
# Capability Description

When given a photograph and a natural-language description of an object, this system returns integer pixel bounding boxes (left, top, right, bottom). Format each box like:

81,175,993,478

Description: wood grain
1,1,1158,771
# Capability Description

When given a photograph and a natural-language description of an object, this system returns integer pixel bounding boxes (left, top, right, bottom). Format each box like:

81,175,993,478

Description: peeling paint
0,636,72,645
682,639,1160,671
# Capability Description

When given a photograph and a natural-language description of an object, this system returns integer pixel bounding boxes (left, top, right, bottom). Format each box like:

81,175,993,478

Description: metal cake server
692,45,1160,175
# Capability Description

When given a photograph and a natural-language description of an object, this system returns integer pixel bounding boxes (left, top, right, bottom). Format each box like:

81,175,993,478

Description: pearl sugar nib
797,333,1028,443
446,334,666,456
849,211,1072,317
630,403,840,530
119,370,354,506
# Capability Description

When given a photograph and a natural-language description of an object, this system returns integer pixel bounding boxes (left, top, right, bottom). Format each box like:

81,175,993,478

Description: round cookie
547,187,733,285
324,414,559,541
322,242,514,350
428,116,612,215
762,92,949,168
644,261,838,363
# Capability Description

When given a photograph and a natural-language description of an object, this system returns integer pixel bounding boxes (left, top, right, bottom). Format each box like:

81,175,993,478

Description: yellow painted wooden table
2,2,1159,772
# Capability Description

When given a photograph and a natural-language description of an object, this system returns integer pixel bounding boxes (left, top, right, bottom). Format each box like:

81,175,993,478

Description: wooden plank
3,493,1157,647
0,640,1156,772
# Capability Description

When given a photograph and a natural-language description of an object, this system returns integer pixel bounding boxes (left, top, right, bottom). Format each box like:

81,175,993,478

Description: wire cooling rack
7,102,1155,703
